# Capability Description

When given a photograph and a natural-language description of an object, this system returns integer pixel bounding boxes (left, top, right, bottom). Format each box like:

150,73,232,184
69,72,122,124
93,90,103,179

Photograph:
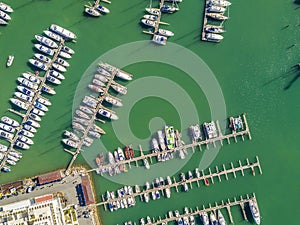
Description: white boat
9,151,22,159
16,85,35,97
64,130,80,141
22,72,41,84
22,124,37,133
94,75,108,84
85,7,101,17
97,67,111,77
41,85,56,95
205,25,225,33
143,14,158,21
72,122,85,133
160,5,179,13
61,45,75,54
34,53,51,63
157,130,166,150
143,158,150,169
75,110,90,120
141,19,156,27
7,154,19,162
104,95,123,107
0,123,15,133
205,33,224,42
34,101,48,112
37,97,52,106
17,77,38,90
14,140,30,150
152,34,167,45
189,124,202,141
0,18,7,25
6,55,14,67
52,63,67,72
18,129,34,138
210,211,218,225
29,112,41,122
165,187,171,198
111,84,127,95
249,199,261,225
34,44,54,56
98,108,119,120
50,24,77,40
46,75,61,85
206,13,228,20
18,135,34,145
88,84,104,93
10,98,29,110
6,159,16,166
0,130,13,140
0,143,8,152
49,70,65,80
14,92,33,102
116,70,132,81
55,57,70,67
92,124,106,134
218,210,227,225
92,79,106,87
35,34,58,48
0,10,11,21
43,30,62,42
89,131,101,138
95,4,110,14
145,8,160,16
1,116,20,127
207,5,226,13
208,0,231,7
73,117,89,126
25,119,40,128
0,2,13,13
62,139,78,148
31,108,46,116
157,28,174,37
59,50,72,59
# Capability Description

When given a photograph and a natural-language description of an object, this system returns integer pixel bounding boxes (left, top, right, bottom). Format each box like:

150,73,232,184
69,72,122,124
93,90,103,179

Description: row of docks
201,0,232,43
0,2,13,26
122,193,261,225
64,62,133,175
88,113,251,175
95,156,262,212
141,0,182,45
84,0,111,17
0,24,77,173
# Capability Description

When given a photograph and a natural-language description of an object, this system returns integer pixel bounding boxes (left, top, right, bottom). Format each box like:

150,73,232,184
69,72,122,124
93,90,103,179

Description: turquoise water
0,0,300,224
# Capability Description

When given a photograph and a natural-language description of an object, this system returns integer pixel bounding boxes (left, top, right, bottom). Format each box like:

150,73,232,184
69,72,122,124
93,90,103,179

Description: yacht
14,92,33,102
97,67,111,77
72,122,85,133
143,157,150,169
64,130,80,141
210,211,218,225
46,74,62,85
95,4,110,14
104,95,123,107
207,5,226,13
218,210,227,225
25,119,40,128
116,70,133,81
205,25,226,34
95,74,108,82
145,8,160,16
205,33,224,42
0,10,11,21
75,109,90,120
41,85,56,95
157,28,174,37
17,85,35,97
0,130,13,140
0,2,13,13
31,108,46,116
49,69,65,80
6,159,16,166
29,59,49,71
62,138,79,148
52,62,67,72
14,140,30,150
23,124,37,133
18,135,34,145
34,101,49,112
34,44,54,56
79,106,94,115
18,129,34,138
141,19,156,27
17,77,39,90
61,45,75,54
36,97,51,106
59,50,72,59
50,24,77,40
98,108,119,120
85,7,101,17
55,57,70,67
22,72,41,84
88,84,103,93
35,34,58,48
1,116,20,127
157,130,166,150
152,34,167,45
43,30,62,42
92,78,106,87
34,53,51,63
206,13,228,20
0,143,8,152
160,5,179,13
0,123,15,133
249,199,261,224
0,18,7,25
143,14,158,21
10,98,29,110
111,84,127,95
208,0,231,7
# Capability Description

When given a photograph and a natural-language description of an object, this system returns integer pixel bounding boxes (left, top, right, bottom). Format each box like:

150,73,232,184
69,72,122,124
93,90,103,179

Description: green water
0,0,300,224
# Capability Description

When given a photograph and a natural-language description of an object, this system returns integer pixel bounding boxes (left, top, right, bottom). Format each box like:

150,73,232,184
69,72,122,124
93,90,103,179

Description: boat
116,70,132,81
129,145,134,159
0,123,15,133
55,57,70,67
14,140,30,150
107,152,115,165
229,116,243,132
16,85,35,97
249,199,261,225
88,84,104,93
92,79,106,87
85,7,101,17
110,84,127,95
2,166,11,172
165,125,175,150
98,108,119,120
6,55,14,67
8,154,19,162
41,85,56,95
205,33,224,42
0,143,8,152
22,72,41,84
141,19,156,27
35,34,58,48
36,97,51,106
160,5,179,13
0,2,14,13
50,24,77,40
9,151,22,159
49,70,65,80
10,98,29,110
0,130,14,140
18,129,34,138
34,44,54,56
34,53,51,63
143,157,150,169
152,34,167,45
17,77,39,90
205,25,226,33
92,124,106,134
43,30,62,42
143,14,158,21
157,130,166,150
1,116,19,127
0,18,8,25
14,92,33,102
206,13,228,20
188,170,193,179
62,139,78,148
79,106,94,115
52,62,67,72
97,67,111,77
165,187,171,198
29,59,49,71
72,122,85,133
0,10,11,21
157,28,174,37
23,124,37,133
18,135,34,145
25,119,40,128
104,95,123,107
64,130,80,141
207,5,226,13
6,160,16,166
89,131,101,138
210,211,218,225
195,168,200,178
189,124,202,141
218,210,227,225
75,109,90,120
208,0,232,7
145,8,160,16
61,45,75,54
83,96,98,108
117,147,125,161
95,74,108,83
46,74,62,85
73,117,89,126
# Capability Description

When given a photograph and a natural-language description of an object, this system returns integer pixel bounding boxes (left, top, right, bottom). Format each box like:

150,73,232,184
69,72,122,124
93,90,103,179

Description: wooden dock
93,156,262,210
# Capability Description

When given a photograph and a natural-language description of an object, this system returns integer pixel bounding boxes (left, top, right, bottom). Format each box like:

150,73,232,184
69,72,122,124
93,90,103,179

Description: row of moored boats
0,2,13,26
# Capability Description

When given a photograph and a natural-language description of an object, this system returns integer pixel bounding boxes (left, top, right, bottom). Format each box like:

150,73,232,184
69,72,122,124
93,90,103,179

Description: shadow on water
14,0,51,10
284,71,300,90
67,16,90,29
62,0,85,10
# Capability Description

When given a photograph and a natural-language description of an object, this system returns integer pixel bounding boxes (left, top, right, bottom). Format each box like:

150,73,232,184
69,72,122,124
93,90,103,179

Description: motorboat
61,45,75,54
157,28,174,37
207,5,226,13
14,140,30,150
75,109,90,120
34,53,51,63
0,18,8,25
85,7,101,17
98,108,119,120
46,75,62,85
143,157,150,169
43,30,62,42
89,131,101,138
29,59,49,71
41,85,56,95
152,34,167,45
9,151,22,159
50,24,77,40
160,5,179,13
2,166,11,172
92,124,106,134
35,34,58,48
116,70,132,81
64,130,80,141
79,106,94,115
18,135,34,145
6,159,16,166
143,14,158,21
0,130,14,140
34,101,49,112
206,13,228,20
189,124,202,141
59,50,72,59
18,129,34,138
1,116,20,127
0,143,8,152
55,57,70,67
6,55,14,67
195,168,200,178
104,95,123,107
210,211,218,225
111,84,127,95
22,72,41,84
16,85,35,97
72,122,85,133
249,199,261,225
73,117,89,126
141,19,156,27
23,124,37,133
95,4,110,13
17,77,38,90
0,10,11,21
31,108,46,116
14,92,33,102
117,147,125,161
88,84,104,93
145,8,160,16
95,74,108,82
0,2,14,13
0,123,15,133
52,62,67,72
62,138,79,148
218,210,227,225
205,33,224,42
97,67,111,77
205,25,226,34
208,0,231,7
36,97,51,106
49,70,65,80
7,154,19,162
10,98,29,110
165,125,175,150
157,130,166,151
34,44,54,56
83,95,98,108
25,119,40,128
92,78,106,87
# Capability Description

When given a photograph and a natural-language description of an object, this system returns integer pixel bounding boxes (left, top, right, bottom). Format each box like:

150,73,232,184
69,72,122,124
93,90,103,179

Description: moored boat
6,159,16,166
14,140,30,150
92,124,106,134
210,211,218,225
23,124,37,133
208,0,231,7
59,50,72,59
141,19,156,27
160,5,179,13
97,67,111,77
17,77,39,90
95,74,108,82
14,92,33,102
64,130,80,141
75,109,90,120
98,108,119,120
88,84,104,93
10,98,29,110
207,5,226,13
6,55,14,67
61,45,75,54
157,28,174,37
104,95,123,107
46,74,62,85
31,108,46,116
0,2,14,13
52,62,67,72
145,8,160,16
111,84,127,95
16,85,35,97
43,30,62,42
50,24,77,40
22,72,41,84
249,199,261,225
89,130,101,138
1,116,20,127
116,70,132,81
143,14,158,21
0,130,14,140
0,18,8,25
79,106,94,115
29,59,49,71
205,33,224,42
41,85,56,95
0,123,15,133
18,129,34,138
152,34,167,45
25,119,40,128
62,138,79,148
34,44,54,56
165,125,175,150
72,122,86,133
0,143,8,152
206,13,228,20
18,135,34,145
34,101,49,112
205,25,226,34
0,10,11,21
218,210,227,225
95,4,110,14
34,53,51,63
2,166,11,172
35,34,58,48
36,97,51,106
55,57,70,67
85,7,101,17
49,70,65,80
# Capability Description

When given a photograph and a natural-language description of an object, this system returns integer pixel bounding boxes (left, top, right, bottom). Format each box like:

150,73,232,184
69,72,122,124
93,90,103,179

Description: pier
93,156,262,210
